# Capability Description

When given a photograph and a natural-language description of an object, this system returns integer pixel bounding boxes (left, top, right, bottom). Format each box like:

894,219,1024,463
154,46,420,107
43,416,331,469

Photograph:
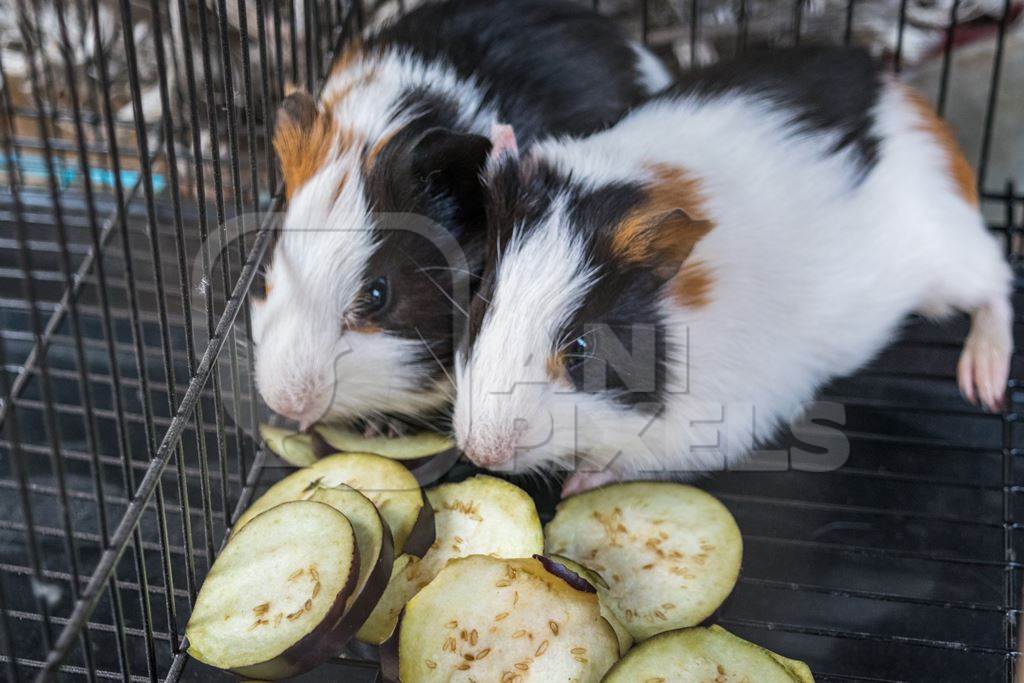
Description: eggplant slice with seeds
308,486,394,626
547,554,634,655
231,453,433,555
356,475,544,646
545,482,742,641
602,625,811,682
185,501,359,679
399,555,619,682
356,554,421,645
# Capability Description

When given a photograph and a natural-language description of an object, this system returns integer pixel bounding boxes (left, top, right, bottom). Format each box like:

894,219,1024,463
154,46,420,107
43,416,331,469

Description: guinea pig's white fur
455,73,1013,495
251,52,485,428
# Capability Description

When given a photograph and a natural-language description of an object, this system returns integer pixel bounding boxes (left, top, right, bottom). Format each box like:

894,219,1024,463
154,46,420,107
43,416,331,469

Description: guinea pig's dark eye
564,335,591,371
361,275,389,315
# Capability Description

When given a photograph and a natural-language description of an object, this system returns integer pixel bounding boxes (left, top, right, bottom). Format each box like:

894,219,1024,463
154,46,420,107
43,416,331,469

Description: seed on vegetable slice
185,501,359,679
545,482,742,640
398,555,618,682
603,625,809,682
231,453,430,556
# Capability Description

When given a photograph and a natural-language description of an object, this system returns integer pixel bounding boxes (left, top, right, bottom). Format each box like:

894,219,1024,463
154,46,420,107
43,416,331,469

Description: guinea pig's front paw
561,469,620,498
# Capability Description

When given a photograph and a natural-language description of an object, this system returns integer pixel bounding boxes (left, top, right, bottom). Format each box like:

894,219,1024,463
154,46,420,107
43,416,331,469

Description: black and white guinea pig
455,46,1014,495
249,0,671,432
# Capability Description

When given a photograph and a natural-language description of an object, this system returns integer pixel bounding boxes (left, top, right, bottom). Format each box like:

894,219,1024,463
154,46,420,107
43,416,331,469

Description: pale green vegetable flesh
356,475,543,645
358,474,544,643
316,423,453,460
308,486,392,612
545,482,742,641
399,555,619,682
232,453,427,554
260,424,318,467
186,501,359,679
603,626,809,683
356,554,423,644
548,554,633,656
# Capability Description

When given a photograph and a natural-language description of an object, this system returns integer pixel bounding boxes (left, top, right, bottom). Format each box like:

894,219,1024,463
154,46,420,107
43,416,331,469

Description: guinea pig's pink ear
273,88,330,200
489,123,518,162
411,127,492,228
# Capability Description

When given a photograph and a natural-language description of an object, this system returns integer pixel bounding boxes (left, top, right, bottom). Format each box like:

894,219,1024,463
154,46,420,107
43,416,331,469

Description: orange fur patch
546,351,572,386
330,42,364,79
611,164,711,265
611,164,716,308
674,260,714,308
901,85,978,207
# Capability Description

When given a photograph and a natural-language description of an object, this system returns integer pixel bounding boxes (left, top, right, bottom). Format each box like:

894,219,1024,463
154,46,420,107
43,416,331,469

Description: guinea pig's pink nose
462,432,519,468
266,392,319,430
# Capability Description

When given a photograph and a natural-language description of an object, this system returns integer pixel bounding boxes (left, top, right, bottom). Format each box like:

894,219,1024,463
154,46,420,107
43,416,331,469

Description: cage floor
181,296,1022,682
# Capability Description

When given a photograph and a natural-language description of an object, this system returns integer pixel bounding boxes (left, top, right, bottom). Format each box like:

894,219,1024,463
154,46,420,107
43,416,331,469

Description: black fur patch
671,45,883,178
366,0,657,141
471,159,672,411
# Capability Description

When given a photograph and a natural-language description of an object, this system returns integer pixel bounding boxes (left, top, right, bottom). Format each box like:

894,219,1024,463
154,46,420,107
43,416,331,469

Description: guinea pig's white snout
460,429,521,468
262,375,328,431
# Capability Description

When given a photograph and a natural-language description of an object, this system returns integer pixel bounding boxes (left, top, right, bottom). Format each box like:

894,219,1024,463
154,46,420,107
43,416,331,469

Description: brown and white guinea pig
455,45,1014,495
249,0,671,432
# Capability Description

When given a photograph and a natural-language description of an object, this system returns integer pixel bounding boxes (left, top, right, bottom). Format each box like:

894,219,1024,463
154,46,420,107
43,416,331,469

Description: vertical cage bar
52,2,134,676
8,4,96,675
0,573,18,682
87,0,161,674
936,0,961,116
173,0,226,562
843,0,855,46
116,0,186,649
144,0,201,609
976,0,1013,192
894,0,910,73
195,0,241,528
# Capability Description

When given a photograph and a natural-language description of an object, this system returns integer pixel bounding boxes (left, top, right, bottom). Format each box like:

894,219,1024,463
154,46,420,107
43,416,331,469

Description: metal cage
0,0,1021,681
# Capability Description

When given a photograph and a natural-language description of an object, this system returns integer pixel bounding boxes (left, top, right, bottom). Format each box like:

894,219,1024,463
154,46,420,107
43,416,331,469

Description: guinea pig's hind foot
957,299,1013,412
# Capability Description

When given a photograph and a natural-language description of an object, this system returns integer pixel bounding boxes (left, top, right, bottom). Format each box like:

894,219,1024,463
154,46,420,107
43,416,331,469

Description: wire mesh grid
0,0,1021,681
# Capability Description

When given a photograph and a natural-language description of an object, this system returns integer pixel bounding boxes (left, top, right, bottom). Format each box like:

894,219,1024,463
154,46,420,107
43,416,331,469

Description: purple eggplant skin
534,554,598,594
339,520,396,645
310,430,336,459
377,627,401,683
207,543,361,680
399,490,437,558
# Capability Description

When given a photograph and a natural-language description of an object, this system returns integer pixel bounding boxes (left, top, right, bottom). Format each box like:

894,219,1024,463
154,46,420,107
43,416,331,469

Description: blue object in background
0,152,167,194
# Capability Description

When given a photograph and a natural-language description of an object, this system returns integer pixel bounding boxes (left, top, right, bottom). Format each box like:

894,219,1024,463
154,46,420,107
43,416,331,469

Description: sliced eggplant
706,627,814,683
308,486,394,625
315,424,453,460
358,474,544,645
312,424,462,486
545,482,742,641
602,626,809,682
548,554,633,656
186,501,359,679
259,424,318,467
356,554,423,645
232,453,432,555
399,555,619,682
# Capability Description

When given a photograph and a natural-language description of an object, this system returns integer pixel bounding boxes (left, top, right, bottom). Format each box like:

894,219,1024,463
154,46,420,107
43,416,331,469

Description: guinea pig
454,45,1014,495
249,0,671,433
